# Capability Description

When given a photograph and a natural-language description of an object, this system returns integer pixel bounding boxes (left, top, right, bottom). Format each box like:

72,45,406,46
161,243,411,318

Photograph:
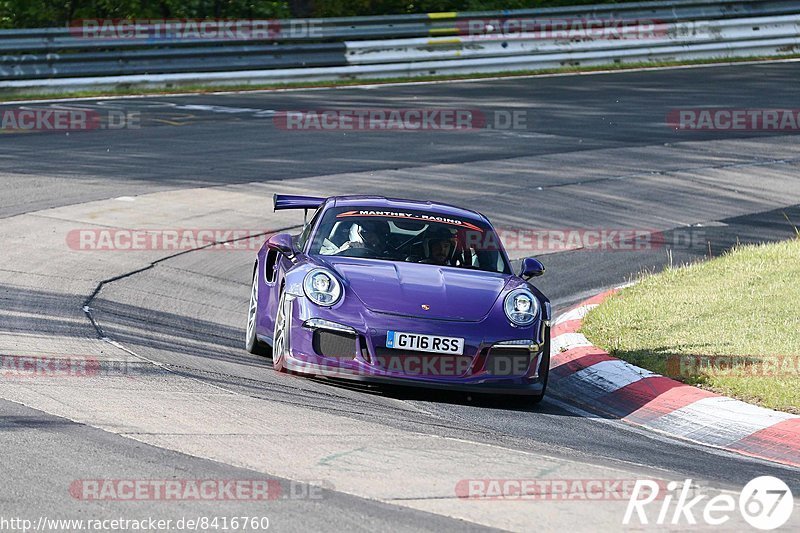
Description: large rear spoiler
273,194,326,212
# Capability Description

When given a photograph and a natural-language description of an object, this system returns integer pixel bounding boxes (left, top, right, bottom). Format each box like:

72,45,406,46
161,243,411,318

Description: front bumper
279,294,549,395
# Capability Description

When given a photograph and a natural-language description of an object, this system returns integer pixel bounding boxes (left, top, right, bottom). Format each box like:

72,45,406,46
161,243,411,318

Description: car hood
324,258,509,321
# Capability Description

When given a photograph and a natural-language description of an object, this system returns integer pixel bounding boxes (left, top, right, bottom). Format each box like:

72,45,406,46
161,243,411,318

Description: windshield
308,206,511,274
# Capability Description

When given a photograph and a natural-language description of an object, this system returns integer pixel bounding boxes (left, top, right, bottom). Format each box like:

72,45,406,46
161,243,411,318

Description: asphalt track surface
1,62,800,531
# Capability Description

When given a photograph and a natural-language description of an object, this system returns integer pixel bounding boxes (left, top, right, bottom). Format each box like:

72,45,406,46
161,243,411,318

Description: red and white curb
550,288,800,468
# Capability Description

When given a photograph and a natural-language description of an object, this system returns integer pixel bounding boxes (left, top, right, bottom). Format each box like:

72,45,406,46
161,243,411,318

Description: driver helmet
424,226,455,263
349,219,390,251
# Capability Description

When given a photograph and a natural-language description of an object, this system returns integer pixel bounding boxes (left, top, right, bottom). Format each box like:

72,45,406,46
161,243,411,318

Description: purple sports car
245,195,551,402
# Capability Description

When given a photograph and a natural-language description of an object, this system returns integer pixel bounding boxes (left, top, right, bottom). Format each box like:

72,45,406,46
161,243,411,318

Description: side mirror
519,257,545,279
267,233,296,257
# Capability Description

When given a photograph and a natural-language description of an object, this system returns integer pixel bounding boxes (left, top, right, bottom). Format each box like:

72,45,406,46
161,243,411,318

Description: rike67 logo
624,476,794,530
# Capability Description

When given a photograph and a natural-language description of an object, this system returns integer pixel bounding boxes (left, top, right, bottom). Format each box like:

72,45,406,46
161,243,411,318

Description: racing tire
272,291,290,373
245,266,272,356
528,328,551,405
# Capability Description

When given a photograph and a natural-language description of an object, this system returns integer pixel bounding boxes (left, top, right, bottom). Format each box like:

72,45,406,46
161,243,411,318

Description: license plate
386,331,465,355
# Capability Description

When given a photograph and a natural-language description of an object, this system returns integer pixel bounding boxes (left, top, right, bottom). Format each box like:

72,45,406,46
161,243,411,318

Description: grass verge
1,54,799,103
581,235,800,414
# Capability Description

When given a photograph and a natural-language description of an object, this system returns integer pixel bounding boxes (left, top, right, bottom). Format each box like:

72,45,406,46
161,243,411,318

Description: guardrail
346,15,800,63
1,0,798,94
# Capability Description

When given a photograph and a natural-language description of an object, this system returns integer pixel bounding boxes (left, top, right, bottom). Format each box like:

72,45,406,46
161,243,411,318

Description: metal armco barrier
0,0,798,93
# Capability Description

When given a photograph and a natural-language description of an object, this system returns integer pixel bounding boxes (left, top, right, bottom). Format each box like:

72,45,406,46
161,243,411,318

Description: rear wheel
245,267,271,356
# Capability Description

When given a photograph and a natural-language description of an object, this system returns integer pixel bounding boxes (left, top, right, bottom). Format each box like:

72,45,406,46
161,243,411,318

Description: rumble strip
549,289,800,468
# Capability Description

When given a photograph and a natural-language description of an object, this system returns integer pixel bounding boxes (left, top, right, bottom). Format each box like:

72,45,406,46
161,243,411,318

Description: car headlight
303,268,343,306
504,289,538,327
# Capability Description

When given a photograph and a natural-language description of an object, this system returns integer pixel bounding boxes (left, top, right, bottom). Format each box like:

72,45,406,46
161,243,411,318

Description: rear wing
273,194,326,212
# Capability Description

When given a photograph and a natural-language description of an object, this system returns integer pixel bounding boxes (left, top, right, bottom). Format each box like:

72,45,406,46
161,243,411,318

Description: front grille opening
312,330,357,359
486,348,532,377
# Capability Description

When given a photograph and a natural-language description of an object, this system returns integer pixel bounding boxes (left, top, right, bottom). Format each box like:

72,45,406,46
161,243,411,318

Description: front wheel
272,291,290,373
528,329,551,404
245,267,271,356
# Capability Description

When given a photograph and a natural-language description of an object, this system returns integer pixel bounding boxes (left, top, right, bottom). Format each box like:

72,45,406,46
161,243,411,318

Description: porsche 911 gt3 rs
245,195,551,402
